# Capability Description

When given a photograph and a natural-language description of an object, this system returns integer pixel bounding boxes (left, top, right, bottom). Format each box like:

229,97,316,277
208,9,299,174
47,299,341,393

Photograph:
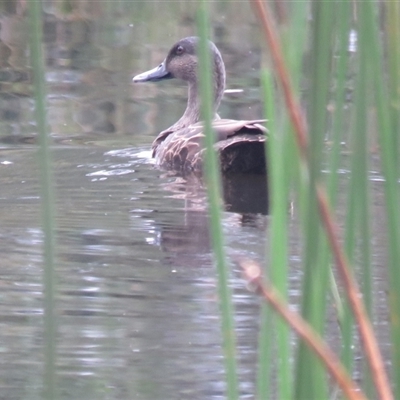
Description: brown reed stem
240,259,367,400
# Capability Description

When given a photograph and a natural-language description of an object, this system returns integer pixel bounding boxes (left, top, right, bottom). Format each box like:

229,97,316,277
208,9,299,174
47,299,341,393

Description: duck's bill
133,61,172,82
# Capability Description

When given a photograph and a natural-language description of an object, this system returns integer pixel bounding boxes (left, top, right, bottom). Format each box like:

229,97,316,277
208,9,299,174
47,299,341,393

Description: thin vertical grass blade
294,2,335,398
257,70,293,399
385,0,400,146
256,71,275,400
327,0,351,207
363,2,400,397
196,5,239,399
355,0,373,374
340,6,374,394
318,17,349,355
264,71,292,399
381,4,400,394
28,0,57,398
270,6,309,397
320,0,354,379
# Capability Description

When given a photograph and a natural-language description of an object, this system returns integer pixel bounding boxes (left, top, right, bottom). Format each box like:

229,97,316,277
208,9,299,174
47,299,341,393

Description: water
0,2,391,399
0,143,273,399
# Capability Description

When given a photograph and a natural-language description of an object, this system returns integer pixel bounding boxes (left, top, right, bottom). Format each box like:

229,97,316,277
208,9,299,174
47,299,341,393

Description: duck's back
152,119,267,175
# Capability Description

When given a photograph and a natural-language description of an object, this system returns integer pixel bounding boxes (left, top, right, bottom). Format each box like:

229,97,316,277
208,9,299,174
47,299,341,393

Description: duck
133,36,267,175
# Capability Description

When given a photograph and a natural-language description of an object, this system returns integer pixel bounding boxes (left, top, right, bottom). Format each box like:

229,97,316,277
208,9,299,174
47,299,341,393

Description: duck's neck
177,81,202,128
173,65,225,130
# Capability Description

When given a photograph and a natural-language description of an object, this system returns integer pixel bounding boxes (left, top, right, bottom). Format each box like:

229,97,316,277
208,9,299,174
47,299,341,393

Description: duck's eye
176,45,184,55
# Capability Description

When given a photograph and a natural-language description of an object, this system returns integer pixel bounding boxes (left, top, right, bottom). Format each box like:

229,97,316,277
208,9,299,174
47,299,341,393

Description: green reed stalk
266,73,293,400
340,6,375,395
272,7,310,397
385,0,400,145
28,1,57,398
341,157,358,375
325,1,352,336
363,2,400,396
257,70,292,400
256,294,273,400
196,6,239,400
294,2,334,398
327,0,351,212
281,2,309,221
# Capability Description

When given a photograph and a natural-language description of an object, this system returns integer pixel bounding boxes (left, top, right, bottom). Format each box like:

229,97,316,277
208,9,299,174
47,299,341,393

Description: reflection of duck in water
163,171,268,217
157,177,268,267
133,37,267,175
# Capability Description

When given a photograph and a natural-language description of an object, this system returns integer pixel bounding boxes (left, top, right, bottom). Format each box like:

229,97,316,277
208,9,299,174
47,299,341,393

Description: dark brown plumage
133,37,267,175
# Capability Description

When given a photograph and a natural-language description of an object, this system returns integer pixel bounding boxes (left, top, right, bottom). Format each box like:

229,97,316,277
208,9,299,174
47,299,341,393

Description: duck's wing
188,119,268,174
212,119,268,141
152,119,268,174
212,119,268,174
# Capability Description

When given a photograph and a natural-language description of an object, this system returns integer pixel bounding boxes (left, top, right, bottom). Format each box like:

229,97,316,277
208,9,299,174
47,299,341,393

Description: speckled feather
153,119,267,174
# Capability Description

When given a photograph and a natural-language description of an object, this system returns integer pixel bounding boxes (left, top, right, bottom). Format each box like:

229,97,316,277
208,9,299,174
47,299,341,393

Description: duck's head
133,36,226,101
